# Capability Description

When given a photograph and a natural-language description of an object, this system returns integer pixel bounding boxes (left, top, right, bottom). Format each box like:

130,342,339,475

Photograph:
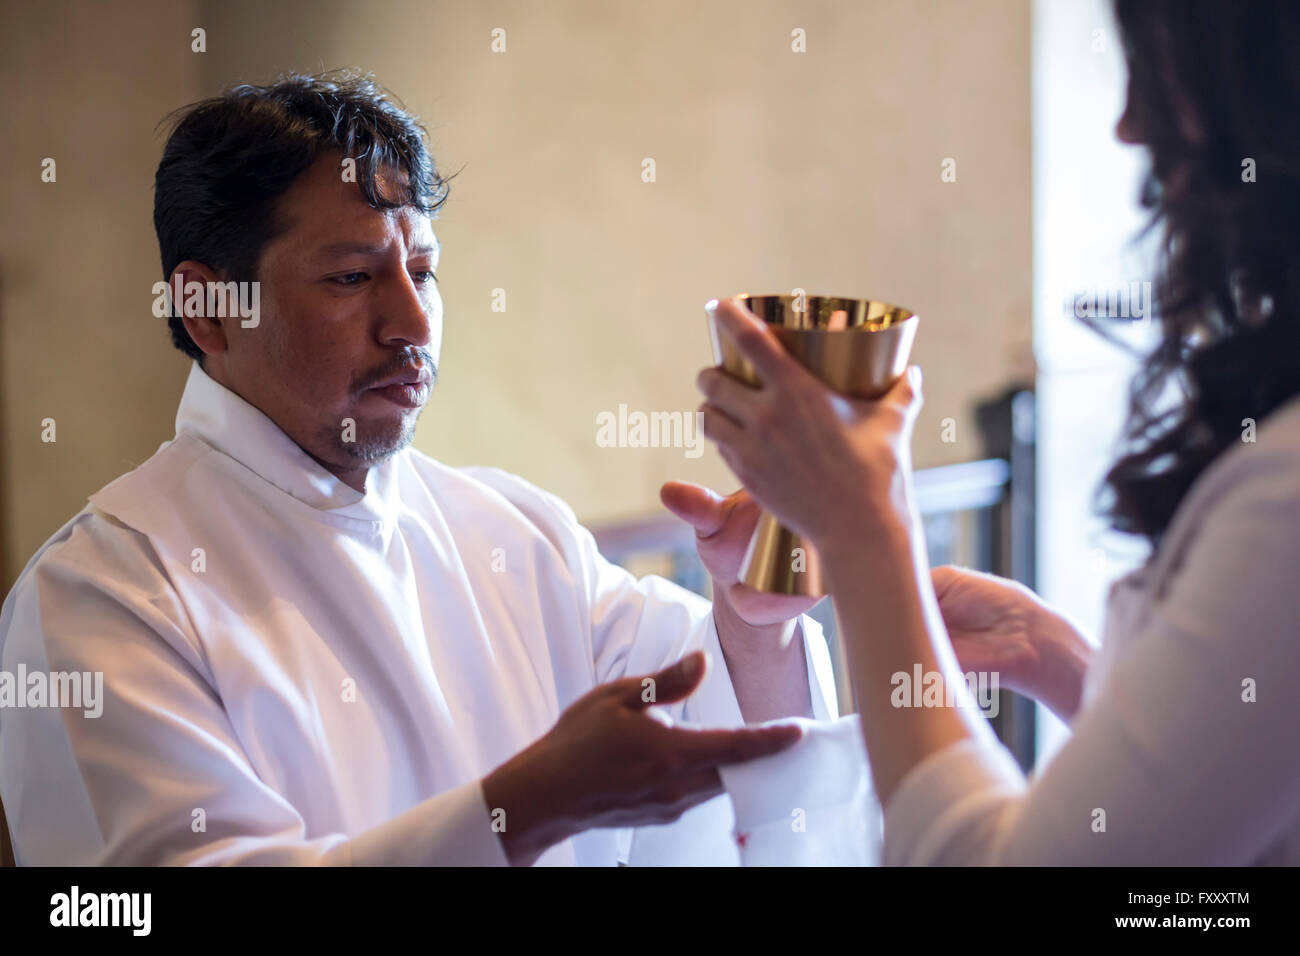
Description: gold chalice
707,293,919,596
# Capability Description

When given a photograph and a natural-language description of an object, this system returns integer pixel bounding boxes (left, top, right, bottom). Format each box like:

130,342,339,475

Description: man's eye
331,272,369,286
414,270,439,283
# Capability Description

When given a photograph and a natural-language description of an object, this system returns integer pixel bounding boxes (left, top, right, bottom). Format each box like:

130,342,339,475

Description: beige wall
1,0,1030,589
0,0,199,589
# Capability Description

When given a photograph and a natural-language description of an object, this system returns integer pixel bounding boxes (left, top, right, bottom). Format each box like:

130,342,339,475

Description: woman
697,0,1300,865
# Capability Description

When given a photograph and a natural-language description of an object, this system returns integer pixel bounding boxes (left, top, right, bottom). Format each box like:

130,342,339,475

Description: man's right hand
931,565,1095,725
479,650,803,866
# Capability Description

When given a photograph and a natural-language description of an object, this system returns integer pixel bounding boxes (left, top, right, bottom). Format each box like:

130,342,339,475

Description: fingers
620,650,710,709
657,768,726,817
696,366,761,426
932,564,1001,596
599,769,726,827
659,481,727,536
699,402,747,454
707,298,802,388
891,364,924,415
713,490,760,541
660,480,757,542
931,564,965,596
669,720,804,770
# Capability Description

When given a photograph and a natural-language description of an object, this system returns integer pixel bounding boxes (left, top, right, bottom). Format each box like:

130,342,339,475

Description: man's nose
377,272,435,349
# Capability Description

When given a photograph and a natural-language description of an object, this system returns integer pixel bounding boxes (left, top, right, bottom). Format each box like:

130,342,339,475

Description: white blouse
882,395,1300,865
0,361,847,866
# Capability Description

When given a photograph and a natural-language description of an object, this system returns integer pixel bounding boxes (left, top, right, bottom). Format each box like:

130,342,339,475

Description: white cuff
719,714,878,866
343,778,510,866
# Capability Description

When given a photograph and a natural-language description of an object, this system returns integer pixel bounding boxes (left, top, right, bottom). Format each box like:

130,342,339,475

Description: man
0,72,862,865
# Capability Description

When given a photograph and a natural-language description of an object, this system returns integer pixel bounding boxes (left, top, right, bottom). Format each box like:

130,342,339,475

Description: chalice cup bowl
706,293,919,597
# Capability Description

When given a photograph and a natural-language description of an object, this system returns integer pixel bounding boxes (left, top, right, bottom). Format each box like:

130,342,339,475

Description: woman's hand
696,298,924,551
932,565,1094,724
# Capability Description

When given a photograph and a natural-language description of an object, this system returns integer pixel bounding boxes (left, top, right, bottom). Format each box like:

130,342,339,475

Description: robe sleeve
463,467,877,864
0,511,508,866
880,431,1300,865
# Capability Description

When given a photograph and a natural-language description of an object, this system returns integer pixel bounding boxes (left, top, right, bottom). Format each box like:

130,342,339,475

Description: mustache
355,348,438,391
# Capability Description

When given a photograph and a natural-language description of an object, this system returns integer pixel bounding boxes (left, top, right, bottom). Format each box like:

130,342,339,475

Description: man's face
211,153,442,480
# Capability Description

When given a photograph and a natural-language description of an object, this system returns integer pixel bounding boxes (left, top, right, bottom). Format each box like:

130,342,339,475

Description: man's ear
168,260,234,358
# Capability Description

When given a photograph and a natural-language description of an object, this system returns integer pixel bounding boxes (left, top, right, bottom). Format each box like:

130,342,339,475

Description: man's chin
333,409,420,464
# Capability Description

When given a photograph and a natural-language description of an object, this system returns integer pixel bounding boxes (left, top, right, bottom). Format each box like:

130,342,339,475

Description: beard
300,349,437,477
334,405,422,464
334,350,438,464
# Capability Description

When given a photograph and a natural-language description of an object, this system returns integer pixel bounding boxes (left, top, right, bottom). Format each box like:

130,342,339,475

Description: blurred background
0,0,1154,778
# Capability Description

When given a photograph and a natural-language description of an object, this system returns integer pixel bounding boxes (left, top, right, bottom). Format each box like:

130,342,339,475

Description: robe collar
174,361,402,523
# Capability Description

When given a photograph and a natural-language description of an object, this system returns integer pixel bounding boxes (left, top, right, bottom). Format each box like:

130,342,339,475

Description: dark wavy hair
1097,0,1300,545
153,70,449,361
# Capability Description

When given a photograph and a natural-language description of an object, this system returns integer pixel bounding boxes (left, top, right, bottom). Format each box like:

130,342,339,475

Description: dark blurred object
976,385,1038,772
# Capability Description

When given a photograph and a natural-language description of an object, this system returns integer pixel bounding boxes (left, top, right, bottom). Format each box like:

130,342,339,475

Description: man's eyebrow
313,238,441,258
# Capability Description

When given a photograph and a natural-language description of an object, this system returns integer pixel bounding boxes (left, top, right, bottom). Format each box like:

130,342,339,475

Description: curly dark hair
1098,0,1300,544
153,70,449,361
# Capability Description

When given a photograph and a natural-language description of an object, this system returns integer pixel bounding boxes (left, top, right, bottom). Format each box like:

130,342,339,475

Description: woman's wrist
1027,610,1094,723
818,518,913,589
814,488,916,566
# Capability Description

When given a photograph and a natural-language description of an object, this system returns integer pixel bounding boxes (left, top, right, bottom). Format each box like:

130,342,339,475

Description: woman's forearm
822,512,989,808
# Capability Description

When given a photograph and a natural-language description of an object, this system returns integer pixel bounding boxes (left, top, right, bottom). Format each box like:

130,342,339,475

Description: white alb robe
0,361,873,866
